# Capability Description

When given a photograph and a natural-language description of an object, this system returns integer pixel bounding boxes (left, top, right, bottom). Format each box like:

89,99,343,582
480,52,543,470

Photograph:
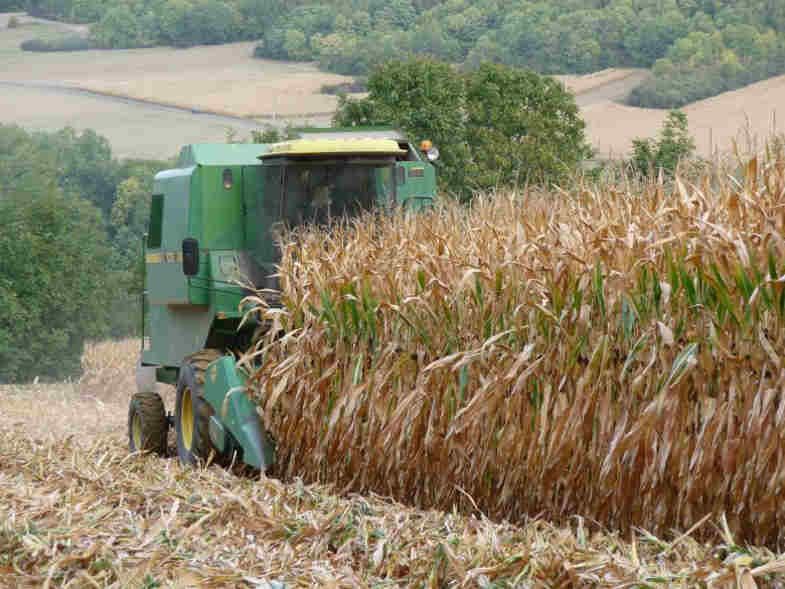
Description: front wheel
175,349,222,466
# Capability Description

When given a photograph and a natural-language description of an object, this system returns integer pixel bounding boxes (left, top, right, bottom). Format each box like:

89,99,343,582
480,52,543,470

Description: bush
7,15,20,28
0,185,112,383
20,37,89,52
320,79,367,95
630,110,695,177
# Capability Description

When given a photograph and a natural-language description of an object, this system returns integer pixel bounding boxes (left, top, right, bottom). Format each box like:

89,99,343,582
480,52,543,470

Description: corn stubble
242,139,785,547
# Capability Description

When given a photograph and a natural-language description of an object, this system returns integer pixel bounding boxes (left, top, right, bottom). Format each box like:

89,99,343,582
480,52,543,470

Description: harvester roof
292,127,408,141
260,138,407,158
176,143,270,167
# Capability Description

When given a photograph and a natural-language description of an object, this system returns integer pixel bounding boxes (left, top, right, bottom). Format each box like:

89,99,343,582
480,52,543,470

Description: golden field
2,345,785,587
241,138,785,554
6,141,785,583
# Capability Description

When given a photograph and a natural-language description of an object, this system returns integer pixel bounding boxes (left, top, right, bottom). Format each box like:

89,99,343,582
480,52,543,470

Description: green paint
203,355,275,470
396,161,437,210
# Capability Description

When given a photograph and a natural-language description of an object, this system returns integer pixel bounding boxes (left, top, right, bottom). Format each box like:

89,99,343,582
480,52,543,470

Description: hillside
2,11,785,161
15,0,785,110
0,18,343,159
585,72,785,158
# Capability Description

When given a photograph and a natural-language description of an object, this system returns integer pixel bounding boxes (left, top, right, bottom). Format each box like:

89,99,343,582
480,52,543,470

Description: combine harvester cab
128,129,438,471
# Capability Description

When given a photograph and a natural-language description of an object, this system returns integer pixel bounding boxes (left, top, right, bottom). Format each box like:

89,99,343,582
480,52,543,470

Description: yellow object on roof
260,138,406,158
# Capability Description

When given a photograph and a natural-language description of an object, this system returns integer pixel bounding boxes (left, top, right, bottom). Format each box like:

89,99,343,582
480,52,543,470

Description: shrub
320,79,367,95
631,110,696,177
7,15,19,28
20,37,89,52
0,185,112,382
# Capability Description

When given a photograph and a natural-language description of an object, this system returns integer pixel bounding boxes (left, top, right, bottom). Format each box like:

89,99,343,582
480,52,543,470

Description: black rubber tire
175,349,223,466
128,392,167,456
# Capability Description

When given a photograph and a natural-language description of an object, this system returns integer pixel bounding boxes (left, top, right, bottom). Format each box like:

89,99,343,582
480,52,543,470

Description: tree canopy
334,57,592,197
0,124,170,383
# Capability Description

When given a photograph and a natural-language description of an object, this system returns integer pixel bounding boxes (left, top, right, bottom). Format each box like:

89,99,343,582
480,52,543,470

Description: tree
464,62,592,188
91,4,141,48
1,0,22,9
283,28,309,59
334,57,590,197
631,110,696,176
0,126,113,382
0,124,173,381
43,127,119,217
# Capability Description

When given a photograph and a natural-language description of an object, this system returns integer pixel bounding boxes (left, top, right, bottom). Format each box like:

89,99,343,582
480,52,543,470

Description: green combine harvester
128,128,438,470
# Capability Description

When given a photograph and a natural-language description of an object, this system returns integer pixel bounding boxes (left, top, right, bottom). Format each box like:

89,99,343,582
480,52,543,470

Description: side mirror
182,237,199,276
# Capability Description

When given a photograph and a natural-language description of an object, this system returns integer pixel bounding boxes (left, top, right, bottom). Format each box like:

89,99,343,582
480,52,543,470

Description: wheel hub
181,386,194,451
132,413,142,449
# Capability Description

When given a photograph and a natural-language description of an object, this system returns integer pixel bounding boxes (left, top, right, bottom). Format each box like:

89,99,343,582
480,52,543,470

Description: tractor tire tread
177,349,226,466
128,391,167,456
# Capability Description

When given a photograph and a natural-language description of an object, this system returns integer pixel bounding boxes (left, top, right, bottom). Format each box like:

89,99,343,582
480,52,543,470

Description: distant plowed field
2,15,785,160
584,73,785,158
0,20,345,159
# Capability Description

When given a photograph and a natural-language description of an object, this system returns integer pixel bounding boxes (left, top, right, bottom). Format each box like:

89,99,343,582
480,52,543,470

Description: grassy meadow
242,138,785,552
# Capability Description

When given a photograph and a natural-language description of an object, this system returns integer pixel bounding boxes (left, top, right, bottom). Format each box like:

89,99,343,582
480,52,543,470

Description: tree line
0,124,169,382
16,0,785,107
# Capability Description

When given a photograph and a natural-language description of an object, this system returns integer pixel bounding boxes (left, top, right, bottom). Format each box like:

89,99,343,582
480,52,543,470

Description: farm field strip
0,28,339,158
2,341,784,586
4,13,785,159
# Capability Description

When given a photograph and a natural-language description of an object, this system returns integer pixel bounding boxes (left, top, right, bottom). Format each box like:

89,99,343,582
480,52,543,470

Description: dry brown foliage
2,322,785,584
2,421,785,587
242,137,785,548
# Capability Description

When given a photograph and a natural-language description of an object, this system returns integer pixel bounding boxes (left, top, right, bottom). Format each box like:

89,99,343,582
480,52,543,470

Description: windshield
263,160,395,229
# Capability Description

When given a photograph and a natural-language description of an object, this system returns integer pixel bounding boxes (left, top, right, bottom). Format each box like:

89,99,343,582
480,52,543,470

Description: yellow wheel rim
181,386,194,452
132,413,142,449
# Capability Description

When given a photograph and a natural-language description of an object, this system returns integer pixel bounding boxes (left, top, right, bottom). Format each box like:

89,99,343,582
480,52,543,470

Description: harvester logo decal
146,251,183,264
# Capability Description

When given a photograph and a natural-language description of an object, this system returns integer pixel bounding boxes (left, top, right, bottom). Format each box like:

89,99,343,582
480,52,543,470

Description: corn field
241,139,785,547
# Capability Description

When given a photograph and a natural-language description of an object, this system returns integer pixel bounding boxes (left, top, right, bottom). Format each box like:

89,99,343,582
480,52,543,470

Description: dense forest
15,0,785,108
0,124,170,382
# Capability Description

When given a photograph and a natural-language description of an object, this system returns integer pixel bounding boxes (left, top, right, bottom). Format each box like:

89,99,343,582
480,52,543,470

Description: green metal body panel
142,304,214,367
397,161,437,210
177,143,270,167
203,355,275,470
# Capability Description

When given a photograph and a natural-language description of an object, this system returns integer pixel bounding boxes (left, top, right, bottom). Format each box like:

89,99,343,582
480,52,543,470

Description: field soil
0,340,172,442
584,73,785,158
556,67,650,103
